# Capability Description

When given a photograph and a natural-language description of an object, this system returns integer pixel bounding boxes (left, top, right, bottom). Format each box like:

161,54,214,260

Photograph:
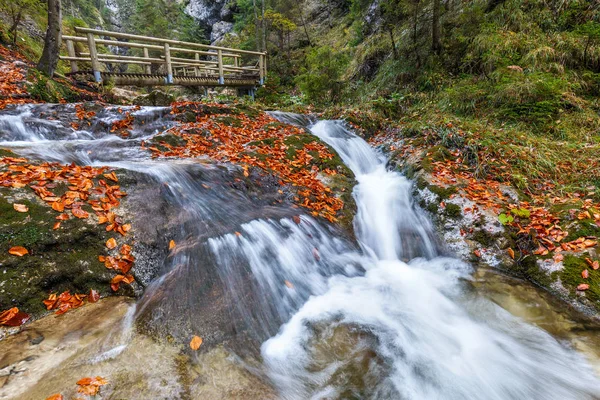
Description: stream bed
0,104,599,399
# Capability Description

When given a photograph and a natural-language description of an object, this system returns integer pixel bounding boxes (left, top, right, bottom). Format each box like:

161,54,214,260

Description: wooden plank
64,35,164,51
259,54,264,85
66,40,78,73
164,43,173,84
143,48,152,74
217,49,224,85
86,33,102,83
80,53,163,62
62,56,152,65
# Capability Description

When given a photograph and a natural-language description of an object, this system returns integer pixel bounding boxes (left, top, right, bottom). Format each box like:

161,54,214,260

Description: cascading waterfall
261,118,600,399
0,104,599,399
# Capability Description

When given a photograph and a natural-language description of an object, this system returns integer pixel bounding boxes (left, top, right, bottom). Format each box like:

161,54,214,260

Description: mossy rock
430,184,458,200
515,255,553,288
150,133,188,150
0,148,17,158
444,203,462,219
563,221,600,243
0,188,114,315
215,116,243,127
133,90,175,107
555,255,600,304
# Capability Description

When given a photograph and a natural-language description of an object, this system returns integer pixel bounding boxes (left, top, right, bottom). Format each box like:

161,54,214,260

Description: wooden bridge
60,27,267,89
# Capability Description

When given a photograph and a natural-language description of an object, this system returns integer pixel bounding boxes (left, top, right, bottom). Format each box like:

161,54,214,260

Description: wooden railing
60,27,267,87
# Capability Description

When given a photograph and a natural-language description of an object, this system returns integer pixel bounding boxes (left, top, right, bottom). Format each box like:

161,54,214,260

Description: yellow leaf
169,240,176,250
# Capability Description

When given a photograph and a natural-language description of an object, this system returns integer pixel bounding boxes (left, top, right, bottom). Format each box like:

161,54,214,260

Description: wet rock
133,90,175,107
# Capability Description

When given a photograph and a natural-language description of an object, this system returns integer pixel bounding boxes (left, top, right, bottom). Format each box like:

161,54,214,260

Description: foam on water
261,119,600,399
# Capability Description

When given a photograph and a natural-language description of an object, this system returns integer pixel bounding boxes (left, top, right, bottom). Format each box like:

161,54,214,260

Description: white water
261,120,600,399
1,105,600,398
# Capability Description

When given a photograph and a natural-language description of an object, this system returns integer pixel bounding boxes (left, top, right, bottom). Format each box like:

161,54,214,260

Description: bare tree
37,0,62,77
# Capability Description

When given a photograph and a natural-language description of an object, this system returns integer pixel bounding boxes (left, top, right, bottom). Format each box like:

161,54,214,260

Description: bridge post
86,33,102,83
164,43,174,84
217,50,224,85
143,47,152,74
259,54,264,85
66,40,78,73
194,53,199,77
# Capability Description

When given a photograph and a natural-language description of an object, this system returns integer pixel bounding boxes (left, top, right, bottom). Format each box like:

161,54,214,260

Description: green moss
0,148,16,158
470,229,495,246
283,134,317,159
444,203,462,219
429,184,458,200
151,133,187,149
563,222,600,242
230,103,261,119
0,188,113,315
557,255,600,303
215,116,243,127
415,176,429,190
426,202,439,214
518,255,553,288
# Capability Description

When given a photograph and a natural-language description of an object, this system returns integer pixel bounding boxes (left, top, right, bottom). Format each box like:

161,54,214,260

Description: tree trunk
37,0,62,77
10,10,22,45
432,0,441,55
252,0,261,51
389,27,398,59
261,0,266,52
413,1,421,67
299,7,312,46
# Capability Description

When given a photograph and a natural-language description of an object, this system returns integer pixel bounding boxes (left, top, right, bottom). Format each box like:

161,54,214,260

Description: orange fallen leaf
292,215,301,225
45,394,63,400
76,376,108,396
190,335,203,350
106,238,117,249
72,207,89,219
53,222,61,230
284,280,294,289
8,246,28,257
103,171,118,182
0,307,30,326
235,231,242,237
577,283,590,291
507,248,515,259
474,249,482,258
553,253,564,263
582,269,589,279
169,240,176,250
51,201,64,212
13,203,28,213
88,289,100,303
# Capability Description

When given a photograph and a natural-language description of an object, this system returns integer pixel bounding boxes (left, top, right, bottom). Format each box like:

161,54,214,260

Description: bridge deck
61,28,267,88
68,71,260,88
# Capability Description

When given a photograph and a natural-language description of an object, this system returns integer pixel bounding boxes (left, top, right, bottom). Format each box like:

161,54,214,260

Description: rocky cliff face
185,0,235,42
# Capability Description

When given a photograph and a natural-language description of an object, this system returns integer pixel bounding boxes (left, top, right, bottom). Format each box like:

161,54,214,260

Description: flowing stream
0,104,599,399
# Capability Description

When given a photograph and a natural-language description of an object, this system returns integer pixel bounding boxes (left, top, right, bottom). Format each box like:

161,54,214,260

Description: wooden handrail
61,27,267,87
74,27,266,56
